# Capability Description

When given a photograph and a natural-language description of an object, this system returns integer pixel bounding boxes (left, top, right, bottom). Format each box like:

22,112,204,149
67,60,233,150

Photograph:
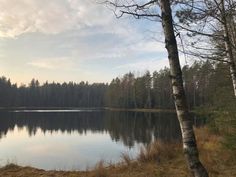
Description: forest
0,60,234,110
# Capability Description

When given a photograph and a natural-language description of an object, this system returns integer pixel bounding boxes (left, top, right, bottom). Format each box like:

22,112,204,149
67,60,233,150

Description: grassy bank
0,127,235,177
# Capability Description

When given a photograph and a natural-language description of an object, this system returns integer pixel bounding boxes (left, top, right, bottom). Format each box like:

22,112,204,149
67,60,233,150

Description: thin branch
179,49,232,64
120,10,161,19
174,23,223,39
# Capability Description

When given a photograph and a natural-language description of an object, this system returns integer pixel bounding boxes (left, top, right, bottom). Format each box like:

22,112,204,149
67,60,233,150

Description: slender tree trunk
221,0,236,97
147,88,151,108
193,77,196,108
133,87,137,108
159,1,208,177
228,0,236,63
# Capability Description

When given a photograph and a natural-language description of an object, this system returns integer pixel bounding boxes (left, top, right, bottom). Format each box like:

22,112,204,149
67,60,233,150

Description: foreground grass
0,128,235,177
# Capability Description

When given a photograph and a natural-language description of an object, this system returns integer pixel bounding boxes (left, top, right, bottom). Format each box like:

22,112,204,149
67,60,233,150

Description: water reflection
0,110,204,170
0,111,182,146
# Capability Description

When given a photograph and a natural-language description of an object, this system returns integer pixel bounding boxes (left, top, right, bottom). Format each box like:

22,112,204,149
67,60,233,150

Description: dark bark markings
159,1,209,177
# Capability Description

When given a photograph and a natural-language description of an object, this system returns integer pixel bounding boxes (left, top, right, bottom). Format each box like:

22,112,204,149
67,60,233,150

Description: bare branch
179,49,232,64
174,23,223,39
102,0,161,20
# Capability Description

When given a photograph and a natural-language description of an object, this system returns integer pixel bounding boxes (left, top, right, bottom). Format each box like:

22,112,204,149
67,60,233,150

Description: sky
0,0,188,85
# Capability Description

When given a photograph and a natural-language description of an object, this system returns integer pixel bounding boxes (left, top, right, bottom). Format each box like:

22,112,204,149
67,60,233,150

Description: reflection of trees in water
0,111,107,137
0,111,205,147
105,111,181,147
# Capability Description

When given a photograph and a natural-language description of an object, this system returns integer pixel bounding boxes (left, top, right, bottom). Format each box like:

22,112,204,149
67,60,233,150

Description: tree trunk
221,0,236,97
134,87,137,108
159,1,209,177
228,0,236,63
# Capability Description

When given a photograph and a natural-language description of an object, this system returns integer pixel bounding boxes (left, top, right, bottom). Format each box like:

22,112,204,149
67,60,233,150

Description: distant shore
0,107,176,113
0,107,105,111
104,107,176,113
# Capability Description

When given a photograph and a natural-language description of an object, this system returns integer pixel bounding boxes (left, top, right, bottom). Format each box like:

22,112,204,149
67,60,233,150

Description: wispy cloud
116,55,189,73
0,0,115,38
27,57,74,70
130,41,166,53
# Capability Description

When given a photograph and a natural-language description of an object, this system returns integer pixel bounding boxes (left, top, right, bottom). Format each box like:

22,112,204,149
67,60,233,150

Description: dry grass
121,153,133,166
0,127,236,177
138,141,180,163
91,161,108,177
194,127,236,177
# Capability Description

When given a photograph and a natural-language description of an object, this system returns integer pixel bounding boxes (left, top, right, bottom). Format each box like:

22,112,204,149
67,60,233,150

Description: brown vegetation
0,127,235,177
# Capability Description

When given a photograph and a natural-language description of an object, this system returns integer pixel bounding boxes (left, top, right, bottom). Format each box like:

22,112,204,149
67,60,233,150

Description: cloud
0,0,187,84
132,41,166,53
27,57,74,70
0,0,162,61
0,0,115,38
69,32,166,62
116,55,189,73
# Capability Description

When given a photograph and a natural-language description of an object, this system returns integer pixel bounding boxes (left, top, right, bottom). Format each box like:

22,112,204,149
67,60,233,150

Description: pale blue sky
0,0,187,85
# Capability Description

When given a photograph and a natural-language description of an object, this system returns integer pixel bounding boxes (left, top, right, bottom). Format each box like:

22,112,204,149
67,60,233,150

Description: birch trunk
221,0,236,97
159,0,208,176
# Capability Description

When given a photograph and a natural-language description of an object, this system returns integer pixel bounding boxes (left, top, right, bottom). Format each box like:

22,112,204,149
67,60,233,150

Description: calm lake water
0,109,203,170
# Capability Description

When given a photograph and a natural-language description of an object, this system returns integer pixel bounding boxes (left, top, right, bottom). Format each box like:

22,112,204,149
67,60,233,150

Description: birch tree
104,0,209,176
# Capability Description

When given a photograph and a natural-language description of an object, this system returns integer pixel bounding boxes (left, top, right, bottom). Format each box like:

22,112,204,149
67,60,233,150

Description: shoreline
0,107,105,111
104,107,176,113
0,107,176,113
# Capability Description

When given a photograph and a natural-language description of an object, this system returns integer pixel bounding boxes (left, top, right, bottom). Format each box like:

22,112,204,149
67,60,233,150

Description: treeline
0,79,107,107
105,61,234,109
0,60,234,109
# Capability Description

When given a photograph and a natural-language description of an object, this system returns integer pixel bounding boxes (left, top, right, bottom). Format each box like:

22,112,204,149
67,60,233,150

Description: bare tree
175,0,236,97
104,0,208,176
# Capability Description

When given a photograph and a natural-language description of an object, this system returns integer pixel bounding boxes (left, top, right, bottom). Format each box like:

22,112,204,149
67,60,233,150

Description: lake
0,109,203,170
